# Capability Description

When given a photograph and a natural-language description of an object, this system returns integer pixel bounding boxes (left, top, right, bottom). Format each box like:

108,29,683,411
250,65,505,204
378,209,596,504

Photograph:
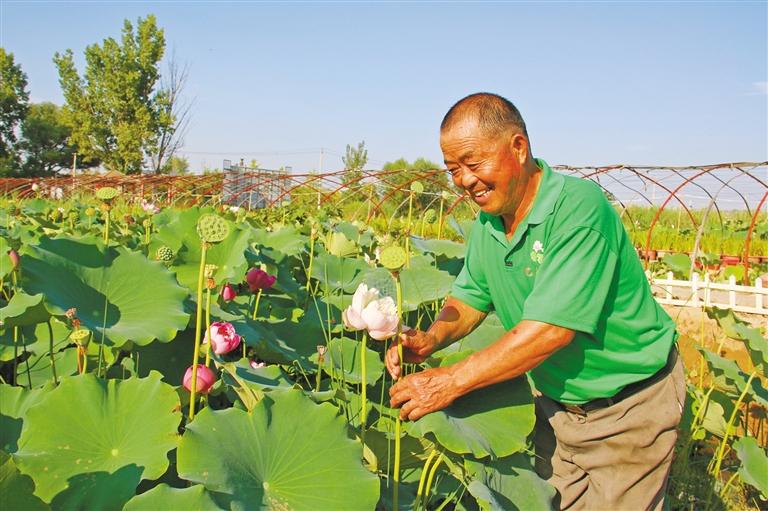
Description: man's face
440,120,527,217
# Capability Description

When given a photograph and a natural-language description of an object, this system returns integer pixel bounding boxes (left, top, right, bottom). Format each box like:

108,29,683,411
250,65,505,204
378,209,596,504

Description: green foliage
379,157,449,208
0,48,29,175
159,154,190,175
20,102,98,177
342,140,368,185
53,16,171,174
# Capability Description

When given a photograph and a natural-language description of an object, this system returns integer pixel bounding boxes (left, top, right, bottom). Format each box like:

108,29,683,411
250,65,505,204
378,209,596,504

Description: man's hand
389,366,458,421
386,327,438,380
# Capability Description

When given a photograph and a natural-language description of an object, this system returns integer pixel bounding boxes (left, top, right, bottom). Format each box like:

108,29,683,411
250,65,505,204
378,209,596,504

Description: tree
379,156,448,207
147,52,192,174
342,140,368,185
0,48,29,175
20,102,98,176
160,155,189,175
53,15,172,174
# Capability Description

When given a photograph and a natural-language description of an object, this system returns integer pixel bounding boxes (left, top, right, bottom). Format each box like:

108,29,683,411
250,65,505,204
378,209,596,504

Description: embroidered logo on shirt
530,240,544,265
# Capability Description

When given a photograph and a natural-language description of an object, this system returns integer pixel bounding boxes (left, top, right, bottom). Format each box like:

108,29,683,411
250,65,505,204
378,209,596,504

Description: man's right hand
386,328,439,380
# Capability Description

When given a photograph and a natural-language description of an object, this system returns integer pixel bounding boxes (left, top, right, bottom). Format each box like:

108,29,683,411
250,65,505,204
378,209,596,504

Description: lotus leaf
123,483,222,511
177,389,380,510
14,372,181,503
465,453,555,511
733,436,768,497
0,451,49,511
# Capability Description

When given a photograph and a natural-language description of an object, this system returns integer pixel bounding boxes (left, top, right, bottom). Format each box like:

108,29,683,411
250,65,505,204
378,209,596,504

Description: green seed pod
70,328,91,348
68,211,78,221
85,207,96,217
196,214,230,243
380,246,407,271
410,181,424,194
156,245,174,262
96,186,120,202
142,218,152,228
424,209,437,224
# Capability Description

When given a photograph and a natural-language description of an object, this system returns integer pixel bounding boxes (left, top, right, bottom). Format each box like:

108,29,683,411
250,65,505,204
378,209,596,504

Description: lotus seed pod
142,218,152,228
410,181,424,194
96,186,120,202
68,211,78,221
85,207,96,217
50,209,63,222
156,246,174,262
380,246,407,271
196,214,230,243
424,209,437,224
70,328,91,348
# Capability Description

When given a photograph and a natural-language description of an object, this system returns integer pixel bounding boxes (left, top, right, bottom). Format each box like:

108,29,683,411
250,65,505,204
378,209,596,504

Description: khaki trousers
534,356,686,511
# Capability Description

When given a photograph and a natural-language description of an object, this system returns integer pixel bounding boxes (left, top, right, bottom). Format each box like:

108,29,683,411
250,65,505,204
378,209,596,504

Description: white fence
646,271,766,315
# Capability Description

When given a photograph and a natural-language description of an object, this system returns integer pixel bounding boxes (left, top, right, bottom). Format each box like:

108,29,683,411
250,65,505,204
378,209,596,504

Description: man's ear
509,132,529,165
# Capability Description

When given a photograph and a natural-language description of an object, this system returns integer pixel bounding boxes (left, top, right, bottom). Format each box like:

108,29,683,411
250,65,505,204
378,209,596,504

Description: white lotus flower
31,183,39,192
342,283,380,331
361,296,400,340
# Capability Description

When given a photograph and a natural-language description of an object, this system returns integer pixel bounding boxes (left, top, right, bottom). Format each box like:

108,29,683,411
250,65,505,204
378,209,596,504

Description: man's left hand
389,366,460,421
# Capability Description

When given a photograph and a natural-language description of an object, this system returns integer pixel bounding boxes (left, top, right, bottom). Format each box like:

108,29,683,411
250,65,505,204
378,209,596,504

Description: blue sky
1,1,766,173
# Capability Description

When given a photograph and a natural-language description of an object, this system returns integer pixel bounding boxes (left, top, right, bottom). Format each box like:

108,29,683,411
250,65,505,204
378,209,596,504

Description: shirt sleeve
450,235,493,313
522,227,617,334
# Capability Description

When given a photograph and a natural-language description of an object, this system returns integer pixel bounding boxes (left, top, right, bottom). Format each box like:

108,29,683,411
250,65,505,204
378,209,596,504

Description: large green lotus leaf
692,388,737,439
252,225,308,260
133,328,194,385
410,237,466,260
325,230,358,257
312,251,369,292
20,236,189,347
123,483,222,511
153,208,251,293
399,267,455,312
48,465,143,511
0,292,50,327
177,389,380,510
0,383,53,453
0,450,50,511
698,347,768,406
705,307,768,370
442,313,506,356
334,221,374,248
404,352,535,459
313,336,384,386
0,235,13,279
222,360,294,392
465,453,555,511
14,372,181,503
733,436,768,497
18,346,79,389
661,253,691,279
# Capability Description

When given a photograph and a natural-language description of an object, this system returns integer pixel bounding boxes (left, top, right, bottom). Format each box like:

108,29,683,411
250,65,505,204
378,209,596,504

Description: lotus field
0,185,766,510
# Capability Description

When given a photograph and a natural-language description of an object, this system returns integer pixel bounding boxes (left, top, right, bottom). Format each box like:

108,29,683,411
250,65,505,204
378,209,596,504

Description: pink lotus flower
221,283,237,302
342,283,400,340
141,200,160,214
8,249,20,271
204,321,241,355
183,364,216,394
250,360,266,369
246,268,276,292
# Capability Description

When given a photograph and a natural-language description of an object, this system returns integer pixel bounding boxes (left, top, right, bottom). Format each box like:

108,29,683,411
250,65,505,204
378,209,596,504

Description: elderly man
387,92,685,510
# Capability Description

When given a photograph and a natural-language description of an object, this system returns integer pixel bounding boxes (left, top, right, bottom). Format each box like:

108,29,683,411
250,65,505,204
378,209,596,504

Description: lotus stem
252,288,263,320
405,192,413,268
422,452,445,510
393,272,404,510
437,196,445,240
47,320,58,384
360,332,368,450
415,449,439,511
12,326,18,385
103,209,110,245
204,288,212,368
711,371,756,479
306,230,316,297
188,242,208,420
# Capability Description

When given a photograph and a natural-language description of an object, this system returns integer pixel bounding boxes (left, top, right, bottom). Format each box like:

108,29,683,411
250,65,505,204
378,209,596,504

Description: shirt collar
481,158,564,246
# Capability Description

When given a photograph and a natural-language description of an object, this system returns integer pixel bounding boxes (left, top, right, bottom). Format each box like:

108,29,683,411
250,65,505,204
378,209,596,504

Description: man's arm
389,320,575,421
385,296,487,380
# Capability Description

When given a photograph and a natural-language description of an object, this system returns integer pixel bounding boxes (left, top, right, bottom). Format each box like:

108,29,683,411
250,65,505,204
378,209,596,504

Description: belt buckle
564,404,586,415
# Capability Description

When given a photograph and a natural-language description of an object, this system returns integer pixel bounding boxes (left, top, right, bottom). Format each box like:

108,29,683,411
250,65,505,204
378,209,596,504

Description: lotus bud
65,308,77,319
203,321,241,355
221,283,237,302
316,345,328,364
245,268,276,292
183,364,217,394
8,249,20,271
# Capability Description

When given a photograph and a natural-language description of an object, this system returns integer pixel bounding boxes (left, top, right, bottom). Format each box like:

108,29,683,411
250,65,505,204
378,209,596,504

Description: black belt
562,346,678,415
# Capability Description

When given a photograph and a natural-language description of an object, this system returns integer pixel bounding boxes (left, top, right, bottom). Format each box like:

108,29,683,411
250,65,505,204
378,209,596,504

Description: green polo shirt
451,159,677,404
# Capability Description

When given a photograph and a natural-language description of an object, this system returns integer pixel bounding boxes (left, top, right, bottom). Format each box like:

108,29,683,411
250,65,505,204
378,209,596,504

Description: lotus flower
204,321,241,355
246,268,276,291
221,283,237,302
250,360,266,369
31,183,39,192
8,249,19,271
183,364,217,394
141,200,160,214
342,283,400,340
